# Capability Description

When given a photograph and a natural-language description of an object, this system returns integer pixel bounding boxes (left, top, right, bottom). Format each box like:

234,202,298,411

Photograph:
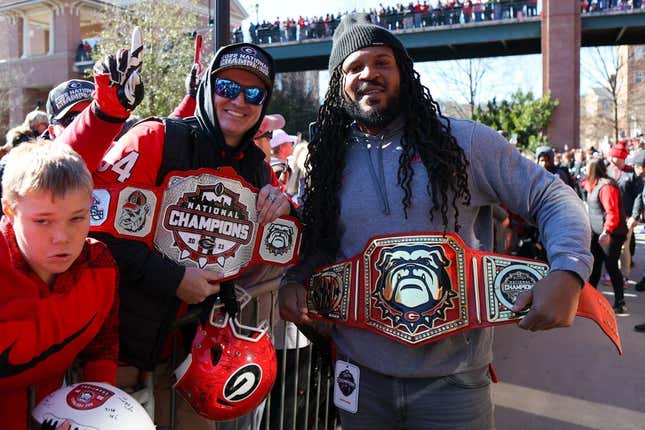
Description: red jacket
56,95,196,174
0,218,119,430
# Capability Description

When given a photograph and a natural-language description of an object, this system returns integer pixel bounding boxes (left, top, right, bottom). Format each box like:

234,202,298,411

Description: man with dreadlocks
279,13,592,429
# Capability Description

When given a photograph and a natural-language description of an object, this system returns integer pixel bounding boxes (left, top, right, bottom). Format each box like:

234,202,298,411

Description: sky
238,0,596,106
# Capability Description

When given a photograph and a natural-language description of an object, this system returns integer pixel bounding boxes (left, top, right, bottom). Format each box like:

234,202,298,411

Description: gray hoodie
291,117,592,378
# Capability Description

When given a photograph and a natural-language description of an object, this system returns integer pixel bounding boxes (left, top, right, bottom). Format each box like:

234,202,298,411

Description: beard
342,81,401,130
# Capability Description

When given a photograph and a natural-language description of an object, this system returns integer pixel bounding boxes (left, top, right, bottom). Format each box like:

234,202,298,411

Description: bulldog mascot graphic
373,244,458,332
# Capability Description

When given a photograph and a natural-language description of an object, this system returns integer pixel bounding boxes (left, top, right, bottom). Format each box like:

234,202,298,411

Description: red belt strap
306,233,622,354
89,167,302,281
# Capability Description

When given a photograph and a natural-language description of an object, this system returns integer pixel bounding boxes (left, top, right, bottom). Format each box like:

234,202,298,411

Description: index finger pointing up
129,26,144,72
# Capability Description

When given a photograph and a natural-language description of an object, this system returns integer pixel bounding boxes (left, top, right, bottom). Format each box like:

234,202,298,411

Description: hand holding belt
306,233,622,354
89,167,302,281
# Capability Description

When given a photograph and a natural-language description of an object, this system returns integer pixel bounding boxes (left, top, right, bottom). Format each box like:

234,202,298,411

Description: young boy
0,141,119,430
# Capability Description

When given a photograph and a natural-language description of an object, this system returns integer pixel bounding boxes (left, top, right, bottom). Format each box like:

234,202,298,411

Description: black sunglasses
214,78,267,106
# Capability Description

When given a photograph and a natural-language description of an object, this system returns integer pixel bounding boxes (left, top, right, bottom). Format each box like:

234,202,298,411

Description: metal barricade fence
159,275,339,430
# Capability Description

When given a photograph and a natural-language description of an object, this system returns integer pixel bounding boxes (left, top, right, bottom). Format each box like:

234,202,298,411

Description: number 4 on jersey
98,151,140,182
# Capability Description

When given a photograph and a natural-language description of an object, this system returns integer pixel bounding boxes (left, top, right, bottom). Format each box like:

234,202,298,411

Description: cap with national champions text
46,79,95,122
211,43,274,90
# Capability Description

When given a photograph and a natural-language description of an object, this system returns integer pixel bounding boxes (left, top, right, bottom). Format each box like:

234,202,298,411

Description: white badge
333,360,360,414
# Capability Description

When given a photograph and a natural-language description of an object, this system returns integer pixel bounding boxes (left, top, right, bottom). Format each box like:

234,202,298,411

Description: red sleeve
93,120,166,187
55,103,125,173
169,95,196,119
598,184,622,233
0,244,118,392
77,245,119,385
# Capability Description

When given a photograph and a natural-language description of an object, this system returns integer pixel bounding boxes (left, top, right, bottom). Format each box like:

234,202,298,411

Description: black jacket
93,118,271,370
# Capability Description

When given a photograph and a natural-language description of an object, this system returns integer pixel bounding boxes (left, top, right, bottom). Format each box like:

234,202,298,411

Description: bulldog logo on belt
372,244,458,332
119,190,150,232
264,223,293,256
162,183,253,268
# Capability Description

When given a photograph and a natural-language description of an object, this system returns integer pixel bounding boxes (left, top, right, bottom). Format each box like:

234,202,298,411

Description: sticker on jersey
371,244,458,333
66,383,115,410
154,171,258,278
223,364,262,402
89,189,110,227
114,187,157,237
333,360,359,414
258,218,298,264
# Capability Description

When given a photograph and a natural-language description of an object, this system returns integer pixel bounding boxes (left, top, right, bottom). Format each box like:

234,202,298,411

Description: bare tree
581,46,645,144
431,58,489,118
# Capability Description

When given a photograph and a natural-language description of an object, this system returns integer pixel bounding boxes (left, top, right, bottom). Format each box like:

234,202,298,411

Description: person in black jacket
607,141,643,282
89,43,291,430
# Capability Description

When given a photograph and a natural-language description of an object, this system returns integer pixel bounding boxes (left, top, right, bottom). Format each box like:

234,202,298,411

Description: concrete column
21,14,30,58
52,4,81,76
542,0,580,150
53,5,81,55
49,9,55,55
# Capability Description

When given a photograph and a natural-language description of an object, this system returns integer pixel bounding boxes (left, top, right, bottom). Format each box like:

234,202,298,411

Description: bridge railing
244,1,542,46
238,1,645,47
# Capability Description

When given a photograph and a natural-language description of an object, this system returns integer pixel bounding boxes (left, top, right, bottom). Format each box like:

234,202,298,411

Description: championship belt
306,233,622,354
90,167,301,281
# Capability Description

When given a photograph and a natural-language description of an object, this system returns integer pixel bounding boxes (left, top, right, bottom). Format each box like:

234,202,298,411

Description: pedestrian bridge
265,10,645,72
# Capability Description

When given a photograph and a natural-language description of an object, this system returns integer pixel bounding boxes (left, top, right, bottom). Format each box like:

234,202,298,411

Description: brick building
0,0,249,136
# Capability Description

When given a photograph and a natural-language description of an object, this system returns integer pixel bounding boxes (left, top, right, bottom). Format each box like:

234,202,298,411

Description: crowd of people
0,11,637,430
242,0,644,45
513,140,645,322
246,0,541,45
75,40,93,62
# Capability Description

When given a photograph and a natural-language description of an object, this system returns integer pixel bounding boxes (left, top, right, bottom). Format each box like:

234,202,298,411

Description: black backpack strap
156,117,201,185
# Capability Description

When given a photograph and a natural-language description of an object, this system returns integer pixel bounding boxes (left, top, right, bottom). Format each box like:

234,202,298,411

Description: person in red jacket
0,141,119,430
585,158,628,314
85,42,291,429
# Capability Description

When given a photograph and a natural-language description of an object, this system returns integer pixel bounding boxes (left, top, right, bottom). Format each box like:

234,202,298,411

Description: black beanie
328,13,408,73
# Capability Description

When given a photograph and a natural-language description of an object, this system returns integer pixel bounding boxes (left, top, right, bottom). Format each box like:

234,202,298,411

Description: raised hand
93,27,145,119
186,34,203,98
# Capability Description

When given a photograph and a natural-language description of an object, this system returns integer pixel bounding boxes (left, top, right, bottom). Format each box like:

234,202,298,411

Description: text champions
164,207,253,244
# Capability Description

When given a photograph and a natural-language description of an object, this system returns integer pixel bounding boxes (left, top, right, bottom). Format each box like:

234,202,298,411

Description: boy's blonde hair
2,140,93,209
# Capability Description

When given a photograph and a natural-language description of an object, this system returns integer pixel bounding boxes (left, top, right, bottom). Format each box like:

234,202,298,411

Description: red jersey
0,218,119,430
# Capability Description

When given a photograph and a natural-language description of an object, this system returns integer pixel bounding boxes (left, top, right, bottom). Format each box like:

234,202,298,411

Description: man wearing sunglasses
86,42,290,430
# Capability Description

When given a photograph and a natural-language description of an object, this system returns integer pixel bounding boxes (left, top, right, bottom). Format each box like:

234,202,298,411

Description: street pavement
493,231,645,429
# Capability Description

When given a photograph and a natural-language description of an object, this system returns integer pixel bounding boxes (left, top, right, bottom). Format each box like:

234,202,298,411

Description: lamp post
255,3,259,24
215,0,230,50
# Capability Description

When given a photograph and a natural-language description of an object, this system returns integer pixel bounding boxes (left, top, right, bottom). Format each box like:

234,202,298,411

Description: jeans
337,362,494,430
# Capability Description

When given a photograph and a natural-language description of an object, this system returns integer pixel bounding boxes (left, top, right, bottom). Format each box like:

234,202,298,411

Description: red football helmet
174,298,278,421
32,382,155,430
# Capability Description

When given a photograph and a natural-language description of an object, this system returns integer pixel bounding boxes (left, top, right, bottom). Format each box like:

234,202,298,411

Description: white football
32,382,155,430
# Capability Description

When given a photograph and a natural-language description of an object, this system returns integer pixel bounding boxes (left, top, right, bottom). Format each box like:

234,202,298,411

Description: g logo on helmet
174,314,277,421
223,363,262,402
